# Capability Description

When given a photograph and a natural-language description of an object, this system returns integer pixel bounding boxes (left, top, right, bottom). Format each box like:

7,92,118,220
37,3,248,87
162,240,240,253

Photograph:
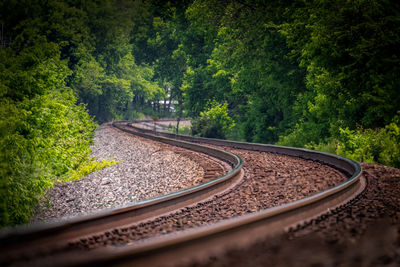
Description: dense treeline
0,0,399,227
139,0,399,166
182,0,400,167
176,0,400,167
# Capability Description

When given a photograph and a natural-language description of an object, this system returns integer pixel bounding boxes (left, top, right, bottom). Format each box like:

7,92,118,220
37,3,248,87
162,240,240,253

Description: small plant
167,125,191,135
60,158,118,183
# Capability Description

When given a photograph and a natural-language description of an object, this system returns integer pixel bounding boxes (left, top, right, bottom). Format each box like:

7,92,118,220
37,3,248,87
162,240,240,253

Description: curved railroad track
0,120,364,267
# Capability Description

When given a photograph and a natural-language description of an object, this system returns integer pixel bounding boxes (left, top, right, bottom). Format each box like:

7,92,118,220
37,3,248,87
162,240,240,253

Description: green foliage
282,0,400,131
72,56,105,100
1,0,164,123
65,159,117,183
167,125,192,136
184,0,307,143
0,22,101,227
192,101,235,139
178,125,192,136
277,121,328,148
306,115,400,168
0,90,98,227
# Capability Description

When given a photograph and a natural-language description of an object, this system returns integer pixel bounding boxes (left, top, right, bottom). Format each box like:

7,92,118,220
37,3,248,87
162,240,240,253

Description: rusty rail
0,120,364,267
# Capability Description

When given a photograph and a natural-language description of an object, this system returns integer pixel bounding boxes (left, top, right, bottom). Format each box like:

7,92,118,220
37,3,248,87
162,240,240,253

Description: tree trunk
167,97,172,113
176,117,180,135
176,98,183,134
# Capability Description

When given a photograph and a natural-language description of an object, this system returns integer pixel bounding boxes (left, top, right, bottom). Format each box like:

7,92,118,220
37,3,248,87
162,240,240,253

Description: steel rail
43,176,365,267
54,120,363,267
1,120,364,267
129,120,358,176
0,122,243,264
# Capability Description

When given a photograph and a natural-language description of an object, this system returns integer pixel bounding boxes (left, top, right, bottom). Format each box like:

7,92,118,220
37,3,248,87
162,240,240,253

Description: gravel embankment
31,124,204,223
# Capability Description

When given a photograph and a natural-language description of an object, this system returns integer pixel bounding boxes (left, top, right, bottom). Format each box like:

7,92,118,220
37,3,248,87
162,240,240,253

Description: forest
0,0,399,227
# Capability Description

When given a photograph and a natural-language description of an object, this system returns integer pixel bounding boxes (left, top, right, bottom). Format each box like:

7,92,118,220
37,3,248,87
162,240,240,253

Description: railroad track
0,121,364,266
130,119,191,132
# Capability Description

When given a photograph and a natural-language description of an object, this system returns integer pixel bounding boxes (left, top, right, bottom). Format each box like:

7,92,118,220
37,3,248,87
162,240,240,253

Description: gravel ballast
72,145,348,250
193,163,400,267
31,124,204,223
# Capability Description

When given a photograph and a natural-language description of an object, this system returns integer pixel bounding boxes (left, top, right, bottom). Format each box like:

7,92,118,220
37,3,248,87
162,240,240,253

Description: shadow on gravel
194,219,399,267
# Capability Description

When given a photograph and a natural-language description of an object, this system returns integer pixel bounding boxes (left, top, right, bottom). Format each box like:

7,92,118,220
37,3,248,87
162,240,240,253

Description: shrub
306,115,400,168
0,41,112,227
278,121,327,148
191,101,235,139
0,90,105,227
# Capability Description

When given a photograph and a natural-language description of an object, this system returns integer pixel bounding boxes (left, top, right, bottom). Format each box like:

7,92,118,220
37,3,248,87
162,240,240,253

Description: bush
0,41,112,227
0,90,105,227
191,101,235,139
277,121,328,148
306,115,400,168
167,125,192,135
